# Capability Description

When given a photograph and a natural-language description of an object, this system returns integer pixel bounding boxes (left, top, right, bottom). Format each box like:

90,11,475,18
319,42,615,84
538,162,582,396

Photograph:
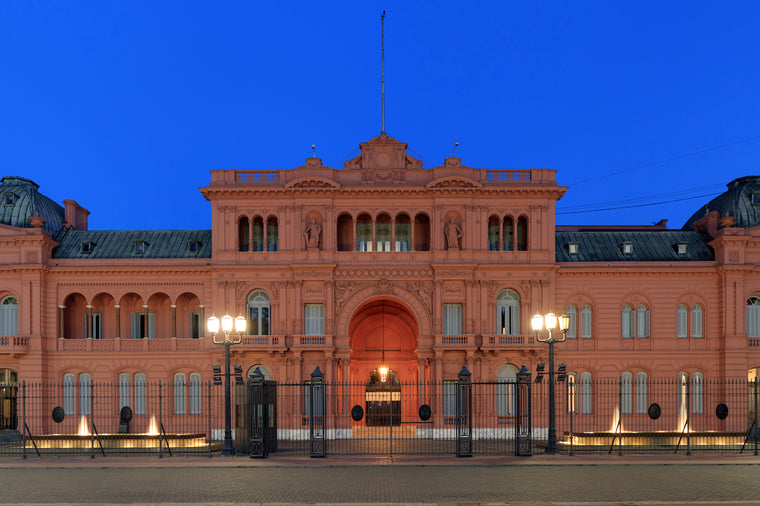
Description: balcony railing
292,335,333,348
480,334,540,350
434,334,477,349
0,336,29,354
238,335,287,351
56,337,206,352
750,337,760,349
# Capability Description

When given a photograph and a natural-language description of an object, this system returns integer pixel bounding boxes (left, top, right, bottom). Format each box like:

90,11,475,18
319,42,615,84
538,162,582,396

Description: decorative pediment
344,133,423,170
426,176,483,190
285,177,341,189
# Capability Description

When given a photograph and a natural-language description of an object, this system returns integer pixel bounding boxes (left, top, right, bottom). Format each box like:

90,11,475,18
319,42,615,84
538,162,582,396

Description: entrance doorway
0,369,18,431
349,298,420,433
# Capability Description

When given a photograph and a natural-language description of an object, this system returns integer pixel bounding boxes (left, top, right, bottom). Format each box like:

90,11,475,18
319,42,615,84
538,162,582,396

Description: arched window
79,373,91,415
134,373,146,415
621,304,634,339
516,216,528,251
267,216,278,252
487,216,499,251
692,304,703,338
174,373,185,415
581,305,592,339
565,305,577,339
238,216,249,252
497,290,520,335
0,296,18,336
118,373,130,410
692,371,703,414
502,216,513,251
747,296,760,337
677,304,688,338
677,372,688,430
63,373,76,415
621,371,633,414
580,372,592,414
636,372,648,414
496,364,519,416
247,364,272,380
189,373,201,415
247,290,271,336
395,214,411,252
637,304,650,338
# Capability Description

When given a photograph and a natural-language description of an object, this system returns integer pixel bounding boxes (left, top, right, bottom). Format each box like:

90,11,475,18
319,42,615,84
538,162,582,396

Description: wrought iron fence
1,375,758,458
532,376,760,455
0,380,227,457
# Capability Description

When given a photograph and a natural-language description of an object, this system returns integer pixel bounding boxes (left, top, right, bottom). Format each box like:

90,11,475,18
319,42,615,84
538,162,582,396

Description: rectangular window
130,312,155,339
304,304,324,335
189,374,201,415
443,380,457,416
118,373,130,410
134,374,146,415
190,312,201,339
174,374,185,415
443,303,463,335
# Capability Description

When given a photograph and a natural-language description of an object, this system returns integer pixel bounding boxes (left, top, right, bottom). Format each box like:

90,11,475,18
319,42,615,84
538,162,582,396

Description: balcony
0,336,29,355
434,334,477,350
480,334,540,351
291,335,334,349
238,335,287,352
56,337,206,352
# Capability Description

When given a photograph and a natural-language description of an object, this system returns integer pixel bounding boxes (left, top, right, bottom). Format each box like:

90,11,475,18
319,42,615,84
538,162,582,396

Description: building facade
2,133,760,433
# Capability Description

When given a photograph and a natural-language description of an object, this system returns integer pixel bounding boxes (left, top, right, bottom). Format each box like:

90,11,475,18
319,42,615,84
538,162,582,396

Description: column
198,304,205,339
86,305,93,339
171,304,177,338
58,305,66,339
142,304,149,339
248,215,254,252
391,216,396,251
114,305,120,339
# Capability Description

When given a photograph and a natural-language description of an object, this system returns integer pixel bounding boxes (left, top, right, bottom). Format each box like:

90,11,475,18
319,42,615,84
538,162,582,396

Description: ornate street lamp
532,311,570,455
208,314,246,456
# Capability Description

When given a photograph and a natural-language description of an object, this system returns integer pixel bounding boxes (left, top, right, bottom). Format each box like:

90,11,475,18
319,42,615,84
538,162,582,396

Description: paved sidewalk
0,454,758,505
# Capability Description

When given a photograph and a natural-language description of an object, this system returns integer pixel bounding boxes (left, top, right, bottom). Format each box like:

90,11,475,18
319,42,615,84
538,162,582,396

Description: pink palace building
1,133,760,438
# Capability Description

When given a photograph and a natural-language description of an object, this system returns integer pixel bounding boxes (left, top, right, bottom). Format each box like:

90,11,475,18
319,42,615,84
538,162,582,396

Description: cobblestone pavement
0,455,759,505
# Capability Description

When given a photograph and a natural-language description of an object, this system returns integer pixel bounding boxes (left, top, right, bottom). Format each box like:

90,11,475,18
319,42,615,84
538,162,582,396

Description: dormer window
568,242,579,255
676,242,687,255
3,192,17,206
188,240,200,253
752,193,760,205
133,240,147,254
621,242,633,255
80,241,93,254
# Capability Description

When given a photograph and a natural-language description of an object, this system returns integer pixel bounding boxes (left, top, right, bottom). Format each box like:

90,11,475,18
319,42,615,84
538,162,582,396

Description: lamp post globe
533,311,569,455
208,313,245,456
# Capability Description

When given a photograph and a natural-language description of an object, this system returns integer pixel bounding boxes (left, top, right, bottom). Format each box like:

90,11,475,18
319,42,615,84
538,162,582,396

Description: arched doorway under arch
348,298,419,429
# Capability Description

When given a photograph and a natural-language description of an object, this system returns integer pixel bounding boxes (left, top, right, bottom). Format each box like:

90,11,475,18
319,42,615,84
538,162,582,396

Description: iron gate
241,366,531,457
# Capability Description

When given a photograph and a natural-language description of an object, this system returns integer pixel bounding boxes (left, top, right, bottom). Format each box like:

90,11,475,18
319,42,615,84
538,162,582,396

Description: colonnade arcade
59,292,203,340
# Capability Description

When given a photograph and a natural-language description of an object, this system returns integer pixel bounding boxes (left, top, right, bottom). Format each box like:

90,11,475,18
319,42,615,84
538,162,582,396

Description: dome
0,176,65,235
683,176,760,230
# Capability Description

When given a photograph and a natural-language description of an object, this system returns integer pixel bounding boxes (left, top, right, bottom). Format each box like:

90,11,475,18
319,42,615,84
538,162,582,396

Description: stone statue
445,217,463,250
304,218,321,249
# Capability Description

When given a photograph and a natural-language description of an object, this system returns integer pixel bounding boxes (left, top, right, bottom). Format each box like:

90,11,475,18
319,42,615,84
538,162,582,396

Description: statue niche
304,218,322,250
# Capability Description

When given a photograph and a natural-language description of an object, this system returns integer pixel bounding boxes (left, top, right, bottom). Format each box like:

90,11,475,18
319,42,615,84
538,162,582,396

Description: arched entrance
349,298,418,430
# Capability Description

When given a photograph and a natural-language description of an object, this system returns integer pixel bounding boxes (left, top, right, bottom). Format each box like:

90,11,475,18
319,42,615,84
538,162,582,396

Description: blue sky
2,1,758,231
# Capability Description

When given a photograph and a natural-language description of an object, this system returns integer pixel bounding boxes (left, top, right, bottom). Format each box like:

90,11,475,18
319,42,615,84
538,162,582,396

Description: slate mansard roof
53,230,212,259
555,230,714,262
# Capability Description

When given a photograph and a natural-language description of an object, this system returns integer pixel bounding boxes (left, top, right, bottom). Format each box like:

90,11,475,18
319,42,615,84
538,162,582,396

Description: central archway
349,298,419,384
348,298,419,430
